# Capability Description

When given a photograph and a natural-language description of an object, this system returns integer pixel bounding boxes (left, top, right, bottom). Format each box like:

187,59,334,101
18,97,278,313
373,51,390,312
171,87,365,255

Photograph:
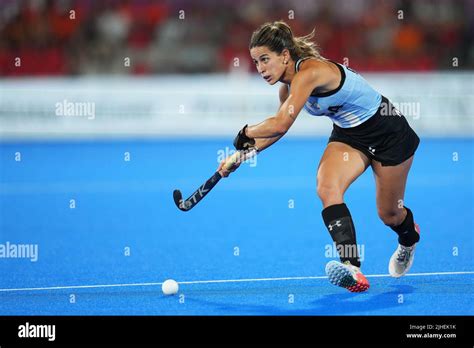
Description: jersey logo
306,101,321,110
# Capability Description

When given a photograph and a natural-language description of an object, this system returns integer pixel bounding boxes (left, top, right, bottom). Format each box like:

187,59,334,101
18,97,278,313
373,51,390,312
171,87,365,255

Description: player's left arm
245,68,320,139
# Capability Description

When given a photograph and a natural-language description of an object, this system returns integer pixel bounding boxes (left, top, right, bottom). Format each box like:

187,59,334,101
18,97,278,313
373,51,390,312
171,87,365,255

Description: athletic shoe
389,223,420,278
325,260,370,292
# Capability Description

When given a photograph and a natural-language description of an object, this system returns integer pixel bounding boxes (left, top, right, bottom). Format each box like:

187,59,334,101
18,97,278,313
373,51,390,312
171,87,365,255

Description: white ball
162,279,179,295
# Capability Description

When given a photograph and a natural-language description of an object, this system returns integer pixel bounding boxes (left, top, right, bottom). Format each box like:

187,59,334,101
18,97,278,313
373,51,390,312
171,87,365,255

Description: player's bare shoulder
297,59,342,94
291,59,328,91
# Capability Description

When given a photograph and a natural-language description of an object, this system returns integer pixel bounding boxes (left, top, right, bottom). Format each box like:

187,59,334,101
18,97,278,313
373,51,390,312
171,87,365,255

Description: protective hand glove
233,125,256,150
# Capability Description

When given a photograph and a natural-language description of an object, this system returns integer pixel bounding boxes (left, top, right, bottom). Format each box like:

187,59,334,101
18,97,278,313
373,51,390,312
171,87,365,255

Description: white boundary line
0,271,473,293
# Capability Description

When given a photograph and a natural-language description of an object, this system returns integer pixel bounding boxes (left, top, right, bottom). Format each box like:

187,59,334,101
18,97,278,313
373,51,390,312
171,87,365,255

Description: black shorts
328,96,420,166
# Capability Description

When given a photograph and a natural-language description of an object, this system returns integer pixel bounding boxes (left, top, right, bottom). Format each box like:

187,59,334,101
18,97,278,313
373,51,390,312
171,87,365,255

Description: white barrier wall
0,72,472,139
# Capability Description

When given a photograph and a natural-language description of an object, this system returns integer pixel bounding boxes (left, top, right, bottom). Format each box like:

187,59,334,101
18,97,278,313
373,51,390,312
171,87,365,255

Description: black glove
233,125,256,150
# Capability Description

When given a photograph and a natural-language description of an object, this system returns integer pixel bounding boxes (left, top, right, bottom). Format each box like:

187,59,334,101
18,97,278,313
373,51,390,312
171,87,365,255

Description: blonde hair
249,21,322,60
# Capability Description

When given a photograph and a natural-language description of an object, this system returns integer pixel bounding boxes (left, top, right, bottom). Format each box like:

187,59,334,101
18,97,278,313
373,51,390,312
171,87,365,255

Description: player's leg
317,141,370,266
372,155,420,277
317,142,371,292
317,142,370,208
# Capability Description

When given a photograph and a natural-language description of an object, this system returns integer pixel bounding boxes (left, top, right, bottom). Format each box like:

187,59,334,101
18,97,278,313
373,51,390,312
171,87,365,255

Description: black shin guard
390,207,420,247
322,203,360,267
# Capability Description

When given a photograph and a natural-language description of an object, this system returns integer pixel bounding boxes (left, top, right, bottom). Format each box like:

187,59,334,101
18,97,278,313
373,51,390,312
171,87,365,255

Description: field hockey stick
173,148,258,212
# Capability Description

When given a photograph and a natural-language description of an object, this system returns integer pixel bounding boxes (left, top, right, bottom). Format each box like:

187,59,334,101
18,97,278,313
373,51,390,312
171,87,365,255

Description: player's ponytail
249,21,322,60
292,27,321,60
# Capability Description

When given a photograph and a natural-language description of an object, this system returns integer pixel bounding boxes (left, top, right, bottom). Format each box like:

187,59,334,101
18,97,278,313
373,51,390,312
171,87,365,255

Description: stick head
173,190,190,211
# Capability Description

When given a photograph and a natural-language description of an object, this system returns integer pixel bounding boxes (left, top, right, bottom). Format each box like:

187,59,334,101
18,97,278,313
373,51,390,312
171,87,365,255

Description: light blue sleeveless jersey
293,59,382,128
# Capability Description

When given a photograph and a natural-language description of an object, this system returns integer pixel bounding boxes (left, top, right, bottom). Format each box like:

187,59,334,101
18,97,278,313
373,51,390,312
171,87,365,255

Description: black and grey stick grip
173,171,222,211
173,149,257,212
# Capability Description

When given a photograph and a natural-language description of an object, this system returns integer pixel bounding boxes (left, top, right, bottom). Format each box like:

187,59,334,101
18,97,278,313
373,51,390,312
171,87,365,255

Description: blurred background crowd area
0,0,472,76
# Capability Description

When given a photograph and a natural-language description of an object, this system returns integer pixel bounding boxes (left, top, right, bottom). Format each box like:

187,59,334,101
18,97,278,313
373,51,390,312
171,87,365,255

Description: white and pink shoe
325,260,370,292
389,223,420,278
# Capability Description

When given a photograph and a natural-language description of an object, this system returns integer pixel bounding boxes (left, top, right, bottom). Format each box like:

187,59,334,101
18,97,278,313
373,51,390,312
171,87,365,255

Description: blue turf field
0,137,473,315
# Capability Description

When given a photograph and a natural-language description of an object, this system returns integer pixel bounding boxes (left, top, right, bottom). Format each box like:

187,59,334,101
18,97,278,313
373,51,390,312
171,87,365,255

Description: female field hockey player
217,21,421,292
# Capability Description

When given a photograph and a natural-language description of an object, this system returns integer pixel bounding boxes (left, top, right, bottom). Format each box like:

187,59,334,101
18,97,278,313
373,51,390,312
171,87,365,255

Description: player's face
250,46,287,85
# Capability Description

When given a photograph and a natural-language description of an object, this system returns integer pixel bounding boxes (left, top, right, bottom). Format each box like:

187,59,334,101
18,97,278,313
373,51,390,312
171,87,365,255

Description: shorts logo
369,147,376,155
